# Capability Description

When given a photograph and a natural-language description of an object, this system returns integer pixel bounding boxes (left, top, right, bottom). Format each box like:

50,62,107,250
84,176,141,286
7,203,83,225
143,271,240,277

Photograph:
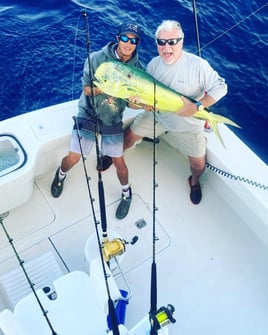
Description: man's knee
188,156,206,171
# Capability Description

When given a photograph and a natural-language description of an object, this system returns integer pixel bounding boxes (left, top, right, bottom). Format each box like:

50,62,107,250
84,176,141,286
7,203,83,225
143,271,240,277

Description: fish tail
207,113,241,148
208,117,226,148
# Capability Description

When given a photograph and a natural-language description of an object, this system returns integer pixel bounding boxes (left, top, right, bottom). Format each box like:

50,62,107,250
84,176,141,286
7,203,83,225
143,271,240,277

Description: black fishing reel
150,304,176,330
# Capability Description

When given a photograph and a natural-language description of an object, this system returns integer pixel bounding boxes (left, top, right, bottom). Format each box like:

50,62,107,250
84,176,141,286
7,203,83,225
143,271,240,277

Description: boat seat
0,309,27,335
13,271,109,335
0,254,129,335
0,252,64,308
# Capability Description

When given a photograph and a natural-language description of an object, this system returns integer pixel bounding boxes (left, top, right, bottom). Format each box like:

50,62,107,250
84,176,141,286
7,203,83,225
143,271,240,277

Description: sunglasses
156,38,183,46
119,34,139,45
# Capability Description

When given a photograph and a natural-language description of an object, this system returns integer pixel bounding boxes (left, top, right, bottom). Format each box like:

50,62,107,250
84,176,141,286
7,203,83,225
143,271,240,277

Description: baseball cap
118,21,141,39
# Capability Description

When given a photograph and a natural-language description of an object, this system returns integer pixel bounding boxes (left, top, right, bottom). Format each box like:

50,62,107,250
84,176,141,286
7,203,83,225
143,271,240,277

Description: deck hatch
0,134,27,177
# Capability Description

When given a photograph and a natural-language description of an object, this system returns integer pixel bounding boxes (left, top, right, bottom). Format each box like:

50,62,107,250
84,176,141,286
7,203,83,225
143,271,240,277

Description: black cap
118,21,141,39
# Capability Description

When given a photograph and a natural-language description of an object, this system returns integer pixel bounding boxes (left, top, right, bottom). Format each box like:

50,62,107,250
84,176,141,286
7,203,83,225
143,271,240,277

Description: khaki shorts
130,112,206,158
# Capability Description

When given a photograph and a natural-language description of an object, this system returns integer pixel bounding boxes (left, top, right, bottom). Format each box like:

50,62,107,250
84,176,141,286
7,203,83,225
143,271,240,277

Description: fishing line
0,212,58,335
191,1,267,191
200,3,268,51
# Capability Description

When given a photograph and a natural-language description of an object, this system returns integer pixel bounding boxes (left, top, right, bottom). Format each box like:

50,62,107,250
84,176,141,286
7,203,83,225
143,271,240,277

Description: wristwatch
195,101,204,111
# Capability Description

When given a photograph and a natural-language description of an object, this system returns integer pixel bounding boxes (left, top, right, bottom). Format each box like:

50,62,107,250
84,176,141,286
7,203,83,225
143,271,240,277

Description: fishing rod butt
150,261,157,312
108,297,120,335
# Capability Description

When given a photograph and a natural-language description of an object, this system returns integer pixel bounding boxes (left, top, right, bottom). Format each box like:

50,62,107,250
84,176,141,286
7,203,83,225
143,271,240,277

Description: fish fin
208,113,241,129
208,118,226,148
207,113,241,148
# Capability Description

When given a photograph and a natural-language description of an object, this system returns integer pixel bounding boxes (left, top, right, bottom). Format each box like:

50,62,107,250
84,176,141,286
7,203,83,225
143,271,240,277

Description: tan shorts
130,112,206,158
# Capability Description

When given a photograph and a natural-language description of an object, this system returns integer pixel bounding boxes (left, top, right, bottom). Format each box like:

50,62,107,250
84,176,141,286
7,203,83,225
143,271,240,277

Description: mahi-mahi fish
94,61,240,147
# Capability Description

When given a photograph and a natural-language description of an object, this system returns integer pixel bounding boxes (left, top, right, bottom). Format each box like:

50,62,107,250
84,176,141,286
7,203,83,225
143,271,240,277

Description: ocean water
0,0,267,163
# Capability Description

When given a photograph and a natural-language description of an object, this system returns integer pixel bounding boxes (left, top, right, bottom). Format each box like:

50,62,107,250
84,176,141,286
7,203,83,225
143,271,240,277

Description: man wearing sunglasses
51,21,143,219
124,20,227,205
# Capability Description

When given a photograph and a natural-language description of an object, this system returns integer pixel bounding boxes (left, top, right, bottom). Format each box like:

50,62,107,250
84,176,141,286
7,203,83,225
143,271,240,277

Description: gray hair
155,20,184,39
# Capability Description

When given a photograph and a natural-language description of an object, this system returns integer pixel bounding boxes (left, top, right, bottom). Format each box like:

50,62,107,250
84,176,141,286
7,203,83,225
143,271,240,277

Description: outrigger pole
192,0,202,56
0,212,58,335
80,11,120,335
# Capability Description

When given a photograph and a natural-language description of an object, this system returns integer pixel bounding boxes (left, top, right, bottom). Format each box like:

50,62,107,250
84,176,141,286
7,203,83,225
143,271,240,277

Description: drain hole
135,219,147,229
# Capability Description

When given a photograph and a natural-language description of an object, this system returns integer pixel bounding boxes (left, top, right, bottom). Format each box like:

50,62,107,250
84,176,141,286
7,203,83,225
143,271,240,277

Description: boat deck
1,134,268,334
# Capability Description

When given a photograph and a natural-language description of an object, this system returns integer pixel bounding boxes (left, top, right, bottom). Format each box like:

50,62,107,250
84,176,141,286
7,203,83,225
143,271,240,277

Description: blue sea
0,0,267,163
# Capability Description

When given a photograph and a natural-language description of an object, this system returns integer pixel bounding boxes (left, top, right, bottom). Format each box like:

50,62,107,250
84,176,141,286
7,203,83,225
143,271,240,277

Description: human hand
129,96,155,111
176,96,197,117
94,87,103,95
142,104,155,112
128,96,142,105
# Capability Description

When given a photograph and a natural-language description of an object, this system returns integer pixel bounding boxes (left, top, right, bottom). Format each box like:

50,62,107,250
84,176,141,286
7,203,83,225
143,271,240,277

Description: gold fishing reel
102,237,126,262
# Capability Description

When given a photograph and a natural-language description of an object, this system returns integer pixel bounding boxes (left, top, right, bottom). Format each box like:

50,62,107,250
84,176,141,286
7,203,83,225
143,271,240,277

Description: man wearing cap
51,21,143,219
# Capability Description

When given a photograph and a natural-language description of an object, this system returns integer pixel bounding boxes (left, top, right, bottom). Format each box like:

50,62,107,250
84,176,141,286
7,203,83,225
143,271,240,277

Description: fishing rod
192,0,202,57
73,116,121,335
80,11,127,335
0,212,58,335
149,80,158,335
149,82,176,334
81,11,108,238
81,11,133,261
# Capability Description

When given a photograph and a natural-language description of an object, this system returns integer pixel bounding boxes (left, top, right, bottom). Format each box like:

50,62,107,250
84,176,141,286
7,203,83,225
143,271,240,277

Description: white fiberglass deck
0,133,268,334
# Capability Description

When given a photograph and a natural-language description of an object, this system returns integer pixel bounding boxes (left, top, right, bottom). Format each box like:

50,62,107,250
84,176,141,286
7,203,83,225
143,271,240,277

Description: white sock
58,167,66,181
122,184,130,198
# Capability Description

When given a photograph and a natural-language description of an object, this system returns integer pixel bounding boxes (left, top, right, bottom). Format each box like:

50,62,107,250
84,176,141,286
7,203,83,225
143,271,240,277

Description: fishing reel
102,235,138,262
102,237,126,262
149,304,176,330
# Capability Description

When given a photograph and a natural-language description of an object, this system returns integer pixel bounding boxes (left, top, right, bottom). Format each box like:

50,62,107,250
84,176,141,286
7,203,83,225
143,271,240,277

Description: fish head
94,62,131,99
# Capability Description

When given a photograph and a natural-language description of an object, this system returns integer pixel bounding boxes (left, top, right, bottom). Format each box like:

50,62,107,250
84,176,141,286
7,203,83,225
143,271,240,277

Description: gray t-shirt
147,51,227,132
